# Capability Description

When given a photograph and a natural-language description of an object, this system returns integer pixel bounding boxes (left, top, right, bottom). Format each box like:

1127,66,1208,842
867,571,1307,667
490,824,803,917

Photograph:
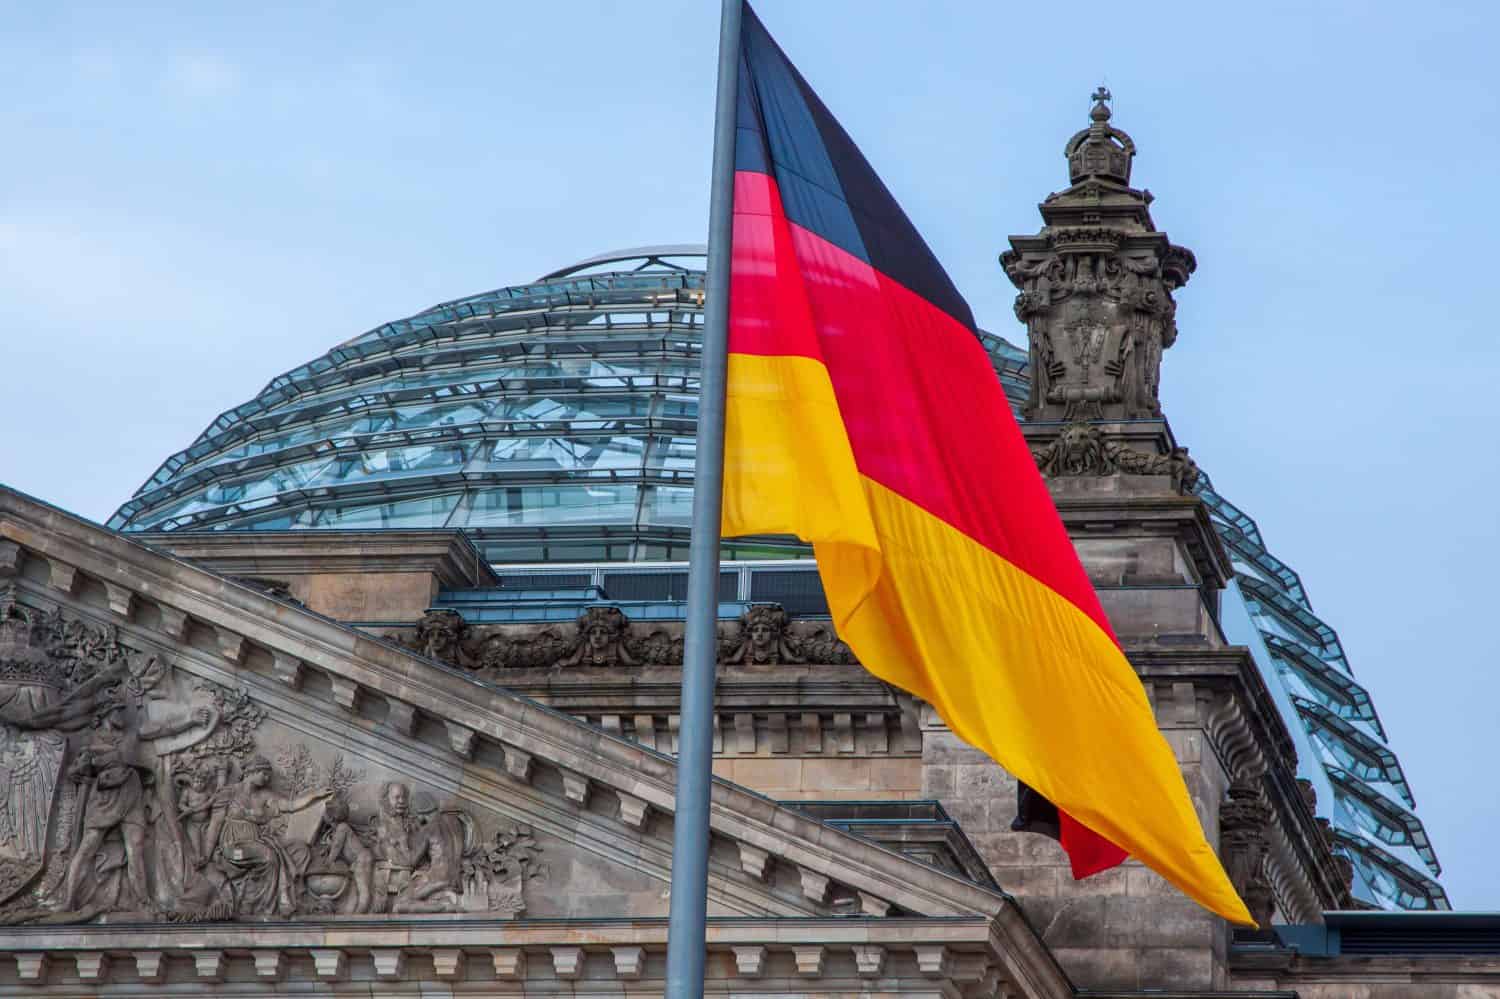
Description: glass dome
109,245,1027,562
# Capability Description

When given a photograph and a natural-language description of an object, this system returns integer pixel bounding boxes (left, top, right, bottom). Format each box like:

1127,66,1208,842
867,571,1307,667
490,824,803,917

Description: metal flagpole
665,0,742,996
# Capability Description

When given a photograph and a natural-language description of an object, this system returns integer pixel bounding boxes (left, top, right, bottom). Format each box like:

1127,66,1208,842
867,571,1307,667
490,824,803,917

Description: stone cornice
1132,647,1349,916
0,915,1073,997
134,528,498,589
1051,494,1234,592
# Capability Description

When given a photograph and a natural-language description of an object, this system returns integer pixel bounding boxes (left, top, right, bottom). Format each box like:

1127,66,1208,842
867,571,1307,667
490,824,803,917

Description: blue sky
3,1,1497,907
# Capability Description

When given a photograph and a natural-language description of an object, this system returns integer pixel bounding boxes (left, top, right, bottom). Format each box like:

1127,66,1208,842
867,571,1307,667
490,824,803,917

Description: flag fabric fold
721,2,1252,926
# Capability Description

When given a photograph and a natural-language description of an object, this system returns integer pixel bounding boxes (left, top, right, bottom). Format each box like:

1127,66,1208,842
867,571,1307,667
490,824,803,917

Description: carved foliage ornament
405,602,856,674
1030,421,1200,492
0,588,544,926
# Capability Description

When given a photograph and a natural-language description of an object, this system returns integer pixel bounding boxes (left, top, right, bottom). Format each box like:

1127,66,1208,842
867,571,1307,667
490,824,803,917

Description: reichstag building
0,92,1486,997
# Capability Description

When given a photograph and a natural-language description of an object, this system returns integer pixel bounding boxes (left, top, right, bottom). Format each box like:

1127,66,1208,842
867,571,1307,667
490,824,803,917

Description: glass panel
310,494,460,529
469,436,646,475
641,484,693,526
457,484,640,527
645,437,696,473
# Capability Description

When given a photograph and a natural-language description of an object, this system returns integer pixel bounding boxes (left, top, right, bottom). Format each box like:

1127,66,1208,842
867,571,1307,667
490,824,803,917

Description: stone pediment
0,487,1015,932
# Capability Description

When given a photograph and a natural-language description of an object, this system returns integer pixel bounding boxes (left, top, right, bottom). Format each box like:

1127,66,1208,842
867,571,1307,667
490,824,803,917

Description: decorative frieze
402,601,856,676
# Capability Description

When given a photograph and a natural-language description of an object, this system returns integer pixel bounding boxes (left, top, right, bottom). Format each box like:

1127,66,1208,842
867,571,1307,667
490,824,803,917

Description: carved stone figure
367,781,492,915
370,780,422,911
175,762,220,868
411,609,467,665
307,797,374,914
1002,89,1194,422
728,604,804,665
405,609,568,671
555,606,638,668
60,700,209,913
1032,422,1112,478
202,755,330,917
1030,421,1201,493
1220,781,1276,930
393,791,473,913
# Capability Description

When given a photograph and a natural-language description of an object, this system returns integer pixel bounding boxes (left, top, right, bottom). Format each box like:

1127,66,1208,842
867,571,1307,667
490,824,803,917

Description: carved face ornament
383,781,410,817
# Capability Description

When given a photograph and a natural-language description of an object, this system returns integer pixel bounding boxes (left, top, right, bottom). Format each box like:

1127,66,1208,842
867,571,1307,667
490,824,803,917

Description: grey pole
665,1,742,997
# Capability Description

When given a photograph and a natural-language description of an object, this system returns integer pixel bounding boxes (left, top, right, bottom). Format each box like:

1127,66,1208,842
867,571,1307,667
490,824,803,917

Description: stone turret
958,92,1353,992
1002,87,1195,422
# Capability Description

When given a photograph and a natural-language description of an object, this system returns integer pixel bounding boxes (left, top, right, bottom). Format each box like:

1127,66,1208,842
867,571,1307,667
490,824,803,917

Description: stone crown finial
1066,86,1135,185
1090,86,1112,120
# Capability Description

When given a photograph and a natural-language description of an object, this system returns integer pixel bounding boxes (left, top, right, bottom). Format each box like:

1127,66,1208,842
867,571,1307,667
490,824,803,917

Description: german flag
721,3,1251,925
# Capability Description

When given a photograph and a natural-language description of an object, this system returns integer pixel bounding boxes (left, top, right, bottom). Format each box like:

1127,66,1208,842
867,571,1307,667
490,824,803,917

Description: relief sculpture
0,586,544,925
